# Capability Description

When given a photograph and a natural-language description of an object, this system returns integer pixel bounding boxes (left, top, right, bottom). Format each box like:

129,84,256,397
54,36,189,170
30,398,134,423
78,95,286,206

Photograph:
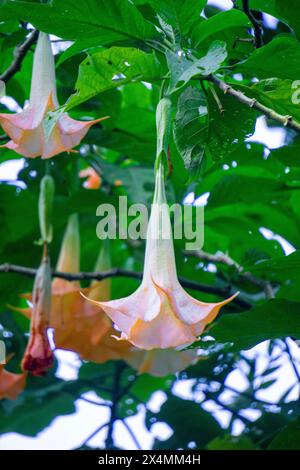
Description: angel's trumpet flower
52,227,198,375
84,162,238,350
0,32,107,159
21,248,54,376
0,364,26,400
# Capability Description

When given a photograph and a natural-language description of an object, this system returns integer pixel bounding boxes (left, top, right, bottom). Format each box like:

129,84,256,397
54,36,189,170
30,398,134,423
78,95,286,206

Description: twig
185,249,274,296
207,75,300,133
105,362,125,449
208,82,224,114
121,420,142,450
242,0,263,48
0,262,251,309
77,396,112,407
203,390,251,425
0,30,39,83
80,422,108,448
224,384,274,406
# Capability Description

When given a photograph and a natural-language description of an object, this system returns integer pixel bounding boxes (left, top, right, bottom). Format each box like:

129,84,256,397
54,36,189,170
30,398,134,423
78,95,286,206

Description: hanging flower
50,224,197,375
0,32,107,159
84,163,238,350
50,223,121,361
0,364,26,400
21,247,54,376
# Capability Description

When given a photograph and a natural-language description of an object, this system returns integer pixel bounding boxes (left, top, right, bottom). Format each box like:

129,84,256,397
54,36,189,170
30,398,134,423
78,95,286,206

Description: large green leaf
147,395,222,449
208,174,290,208
268,419,300,450
167,41,227,92
239,36,300,80
192,9,250,47
247,250,300,281
205,85,257,161
0,392,75,435
207,435,257,450
211,299,300,351
66,47,162,109
0,0,156,43
148,0,206,38
173,86,208,176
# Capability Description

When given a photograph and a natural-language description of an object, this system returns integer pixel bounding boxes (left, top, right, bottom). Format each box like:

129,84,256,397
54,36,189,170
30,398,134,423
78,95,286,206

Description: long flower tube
21,246,54,376
0,32,107,158
83,162,238,350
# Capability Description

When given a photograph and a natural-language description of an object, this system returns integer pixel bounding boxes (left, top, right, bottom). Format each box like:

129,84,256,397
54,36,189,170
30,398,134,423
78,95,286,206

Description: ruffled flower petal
0,32,107,159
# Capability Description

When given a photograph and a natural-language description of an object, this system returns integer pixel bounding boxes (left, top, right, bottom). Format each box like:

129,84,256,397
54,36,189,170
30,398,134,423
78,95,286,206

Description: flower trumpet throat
21,250,54,376
84,163,239,350
0,32,108,159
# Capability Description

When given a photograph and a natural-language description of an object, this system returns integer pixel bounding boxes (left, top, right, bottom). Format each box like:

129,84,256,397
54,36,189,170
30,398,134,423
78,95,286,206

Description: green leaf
148,0,206,38
205,84,257,161
0,392,75,436
56,39,104,67
247,250,300,281
192,9,250,48
167,41,227,92
66,47,162,109
0,0,156,43
147,395,222,449
207,435,257,450
208,174,288,208
268,419,300,450
211,299,300,351
173,86,208,176
239,36,300,80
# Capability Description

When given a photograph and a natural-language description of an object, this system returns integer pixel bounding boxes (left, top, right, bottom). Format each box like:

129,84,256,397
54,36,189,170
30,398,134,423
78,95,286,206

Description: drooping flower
0,362,26,400
0,32,107,159
50,224,121,361
84,162,238,350
50,223,197,375
21,247,54,376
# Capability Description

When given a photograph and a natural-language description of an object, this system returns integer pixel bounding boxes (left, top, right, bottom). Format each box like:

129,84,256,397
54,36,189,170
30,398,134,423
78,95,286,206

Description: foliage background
0,0,300,450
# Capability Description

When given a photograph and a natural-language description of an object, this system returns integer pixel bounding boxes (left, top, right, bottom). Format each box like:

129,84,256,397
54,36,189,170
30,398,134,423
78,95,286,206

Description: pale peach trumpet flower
0,32,107,159
49,221,198,375
84,162,238,350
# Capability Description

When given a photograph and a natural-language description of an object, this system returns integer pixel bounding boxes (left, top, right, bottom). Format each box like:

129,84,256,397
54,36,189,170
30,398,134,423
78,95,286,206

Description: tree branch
0,262,251,309
207,74,300,133
185,249,275,298
0,29,39,83
105,362,125,449
242,0,263,48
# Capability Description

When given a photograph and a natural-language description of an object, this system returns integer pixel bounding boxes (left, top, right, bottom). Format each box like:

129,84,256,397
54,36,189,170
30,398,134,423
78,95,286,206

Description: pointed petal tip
80,290,102,307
